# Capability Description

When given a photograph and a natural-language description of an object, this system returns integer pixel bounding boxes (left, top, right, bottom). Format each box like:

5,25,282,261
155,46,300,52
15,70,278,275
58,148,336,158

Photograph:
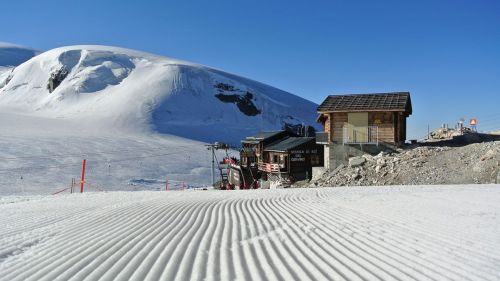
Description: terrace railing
258,162,284,173
342,126,379,145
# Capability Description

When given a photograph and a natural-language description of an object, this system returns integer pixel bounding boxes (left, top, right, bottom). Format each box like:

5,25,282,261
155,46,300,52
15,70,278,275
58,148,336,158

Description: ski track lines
1,187,500,281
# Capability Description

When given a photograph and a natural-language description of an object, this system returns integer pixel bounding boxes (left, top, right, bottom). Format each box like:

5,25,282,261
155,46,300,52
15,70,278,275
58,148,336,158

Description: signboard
470,118,477,132
291,156,305,162
291,153,305,162
290,149,318,154
229,168,241,187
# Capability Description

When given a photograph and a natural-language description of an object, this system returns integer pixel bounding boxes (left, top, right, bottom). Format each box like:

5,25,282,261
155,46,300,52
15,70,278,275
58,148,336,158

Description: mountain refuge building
316,92,412,169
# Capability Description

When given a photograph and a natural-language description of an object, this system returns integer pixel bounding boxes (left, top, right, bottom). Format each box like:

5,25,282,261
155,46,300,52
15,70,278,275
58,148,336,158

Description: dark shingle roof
317,92,412,115
264,137,315,152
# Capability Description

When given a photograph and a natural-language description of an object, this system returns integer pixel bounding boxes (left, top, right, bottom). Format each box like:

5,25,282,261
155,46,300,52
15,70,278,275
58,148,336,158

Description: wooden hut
260,137,324,182
240,131,296,168
317,92,412,146
316,92,412,169
235,131,323,187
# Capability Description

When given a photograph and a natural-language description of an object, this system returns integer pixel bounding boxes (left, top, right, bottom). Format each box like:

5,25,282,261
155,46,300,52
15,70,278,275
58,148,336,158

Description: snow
0,45,319,145
0,42,39,68
0,108,237,196
4,44,497,280
0,44,319,195
0,42,39,82
0,185,499,280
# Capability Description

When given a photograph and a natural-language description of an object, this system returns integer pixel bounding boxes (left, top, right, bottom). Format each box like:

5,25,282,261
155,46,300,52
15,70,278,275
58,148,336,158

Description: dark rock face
47,67,69,93
214,82,236,92
215,92,261,116
214,82,261,116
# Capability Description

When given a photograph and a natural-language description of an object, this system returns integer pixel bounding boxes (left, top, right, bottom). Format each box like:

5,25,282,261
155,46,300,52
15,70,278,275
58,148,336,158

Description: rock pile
311,141,500,187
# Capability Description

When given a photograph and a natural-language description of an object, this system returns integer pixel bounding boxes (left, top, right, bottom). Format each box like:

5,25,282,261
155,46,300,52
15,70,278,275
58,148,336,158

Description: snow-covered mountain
0,45,319,144
0,42,39,75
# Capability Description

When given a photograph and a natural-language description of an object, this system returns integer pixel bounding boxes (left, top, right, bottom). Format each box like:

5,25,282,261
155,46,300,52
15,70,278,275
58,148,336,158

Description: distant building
316,92,412,169
240,131,295,169
260,136,324,182
228,130,323,189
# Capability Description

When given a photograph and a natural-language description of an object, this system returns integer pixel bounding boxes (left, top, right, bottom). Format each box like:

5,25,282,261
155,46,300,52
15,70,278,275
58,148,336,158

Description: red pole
165,178,169,191
182,181,186,190
80,159,86,193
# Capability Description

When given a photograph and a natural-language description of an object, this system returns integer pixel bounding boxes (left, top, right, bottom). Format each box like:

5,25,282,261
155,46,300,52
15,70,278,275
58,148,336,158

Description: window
311,155,320,165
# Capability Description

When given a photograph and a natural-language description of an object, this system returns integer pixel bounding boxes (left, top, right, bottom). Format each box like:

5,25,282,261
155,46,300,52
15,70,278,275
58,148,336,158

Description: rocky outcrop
214,82,261,116
47,67,69,93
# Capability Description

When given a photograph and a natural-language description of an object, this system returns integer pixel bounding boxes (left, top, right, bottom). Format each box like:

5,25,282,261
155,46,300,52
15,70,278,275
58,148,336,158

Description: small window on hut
273,155,278,163
311,155,320,165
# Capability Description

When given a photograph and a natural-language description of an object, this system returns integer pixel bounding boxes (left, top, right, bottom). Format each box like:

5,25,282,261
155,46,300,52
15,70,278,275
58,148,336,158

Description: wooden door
348,113,368,143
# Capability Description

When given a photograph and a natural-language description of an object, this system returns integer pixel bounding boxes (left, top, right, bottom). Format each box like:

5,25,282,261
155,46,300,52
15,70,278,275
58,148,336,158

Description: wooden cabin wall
321,109,408,146
403,115,407,142
328,112,396,144
330,112,348,143
369,112,396,144
326,111,397,144
397,113,407,144
268,152,287,164
323,114,332,142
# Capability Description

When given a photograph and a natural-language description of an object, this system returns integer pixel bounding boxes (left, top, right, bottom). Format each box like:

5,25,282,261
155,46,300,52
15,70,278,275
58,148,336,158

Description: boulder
351,173,361,181
376,158,386,167
349,157,366,168
362,154,375,162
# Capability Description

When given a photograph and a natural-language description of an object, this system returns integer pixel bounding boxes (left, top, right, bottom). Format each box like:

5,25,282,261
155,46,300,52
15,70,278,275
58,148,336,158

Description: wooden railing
342,126,379,145
258,162,283,173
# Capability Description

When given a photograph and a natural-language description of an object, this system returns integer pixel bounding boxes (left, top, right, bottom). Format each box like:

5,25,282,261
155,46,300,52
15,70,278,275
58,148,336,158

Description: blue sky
3,0,500,138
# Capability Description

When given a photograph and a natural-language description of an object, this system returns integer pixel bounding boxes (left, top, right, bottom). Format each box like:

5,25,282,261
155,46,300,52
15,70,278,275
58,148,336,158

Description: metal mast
205,142,230,188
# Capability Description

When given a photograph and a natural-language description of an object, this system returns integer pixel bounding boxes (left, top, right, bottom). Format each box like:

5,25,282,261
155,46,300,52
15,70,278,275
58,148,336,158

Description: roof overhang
316,113,328,123
317,92,412,115
241,140,260,144
263,149,287,153
318,109,408,113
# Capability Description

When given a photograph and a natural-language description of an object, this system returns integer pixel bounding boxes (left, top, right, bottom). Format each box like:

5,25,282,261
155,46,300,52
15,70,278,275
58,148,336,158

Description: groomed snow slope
1,185,499,281
0,45,319,144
